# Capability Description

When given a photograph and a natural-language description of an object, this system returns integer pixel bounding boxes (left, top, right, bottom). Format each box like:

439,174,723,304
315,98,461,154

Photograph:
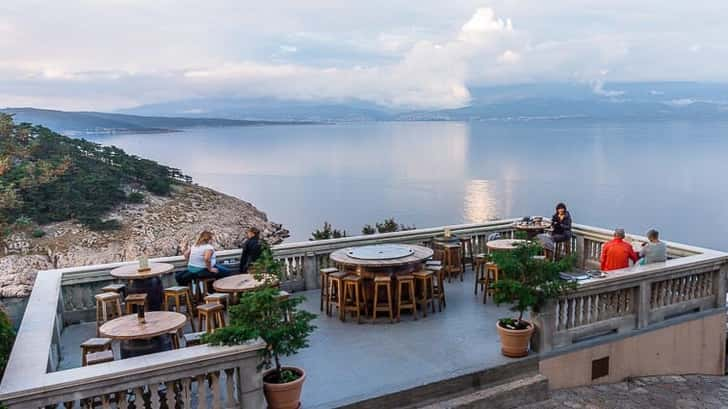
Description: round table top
347,244,414,260
110,262,175,280
513,222,551,231
99,311,187,340
486,239,528,251
330,244,434,268
213,274,278,293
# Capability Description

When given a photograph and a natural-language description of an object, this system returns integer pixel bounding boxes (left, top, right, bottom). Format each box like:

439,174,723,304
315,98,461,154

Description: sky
1,0,728,111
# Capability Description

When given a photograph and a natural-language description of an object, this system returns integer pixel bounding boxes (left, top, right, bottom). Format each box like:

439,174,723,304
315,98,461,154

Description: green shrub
126,192,145,203
310,221,346,240
80,217,121,231
31,228,45,238
0,305,15,381
13,215,31,227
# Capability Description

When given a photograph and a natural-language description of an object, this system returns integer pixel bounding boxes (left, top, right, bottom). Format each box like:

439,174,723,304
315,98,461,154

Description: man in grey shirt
640,229,667,264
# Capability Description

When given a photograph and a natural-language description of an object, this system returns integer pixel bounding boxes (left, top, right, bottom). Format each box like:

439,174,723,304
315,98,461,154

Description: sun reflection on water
463,179,498,223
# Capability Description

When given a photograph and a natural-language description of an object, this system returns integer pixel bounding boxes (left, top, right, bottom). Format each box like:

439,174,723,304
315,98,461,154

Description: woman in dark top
239,227,263,274
538,202,572,253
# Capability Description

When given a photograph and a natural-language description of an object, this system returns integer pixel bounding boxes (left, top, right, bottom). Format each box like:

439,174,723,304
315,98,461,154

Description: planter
496,320,534,358
263,367,306,409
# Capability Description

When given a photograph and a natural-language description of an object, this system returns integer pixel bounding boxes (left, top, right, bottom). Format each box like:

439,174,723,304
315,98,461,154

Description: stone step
336,356,540,409
415,374,549,409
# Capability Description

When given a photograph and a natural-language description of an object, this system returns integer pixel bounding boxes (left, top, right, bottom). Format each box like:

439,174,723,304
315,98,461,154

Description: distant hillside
120,81,728,122
0,107,296,135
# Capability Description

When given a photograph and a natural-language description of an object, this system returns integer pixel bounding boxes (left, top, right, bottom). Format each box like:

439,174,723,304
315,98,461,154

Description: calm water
90,121,728,250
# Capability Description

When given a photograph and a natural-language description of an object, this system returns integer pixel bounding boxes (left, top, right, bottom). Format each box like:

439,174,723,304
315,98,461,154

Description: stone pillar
636,281,651,329
302,252,319,291
575,235,586,269
531,300,556,353
237,357,265,409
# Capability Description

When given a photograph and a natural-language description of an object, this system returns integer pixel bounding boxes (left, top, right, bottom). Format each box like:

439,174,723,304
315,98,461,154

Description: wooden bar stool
197,303,226,333
100,283,126,298
124,293,147,314
320,267,339,313
413,270,435,317
459,235,474,272
443,243,463,283
429,265,446,311
328,271,348,319
204,293,229,306
183,332,204,347
189,278,215,303
342,276,367,324
396,275,417,321
94,292,122,337
164,286,196,331
372,276,394,323
169,329,181,349
483,262,500,304
85,350,114,366
81,338,112,366
473,253,489,295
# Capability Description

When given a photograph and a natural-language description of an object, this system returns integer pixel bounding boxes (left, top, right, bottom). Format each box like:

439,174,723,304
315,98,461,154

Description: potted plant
204,249,316,409
491,241,575,357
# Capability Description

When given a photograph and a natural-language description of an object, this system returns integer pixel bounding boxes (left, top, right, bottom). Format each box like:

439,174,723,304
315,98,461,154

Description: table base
128,277,164,311
120,336,172,359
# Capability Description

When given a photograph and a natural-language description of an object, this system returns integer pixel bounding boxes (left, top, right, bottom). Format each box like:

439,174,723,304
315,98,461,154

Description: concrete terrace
58,267,524,408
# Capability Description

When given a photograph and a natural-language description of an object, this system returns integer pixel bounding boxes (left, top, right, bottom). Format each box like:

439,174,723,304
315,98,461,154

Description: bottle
137,305,146,323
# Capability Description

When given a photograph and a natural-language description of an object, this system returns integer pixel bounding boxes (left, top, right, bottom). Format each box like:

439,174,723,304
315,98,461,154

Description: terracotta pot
496,320,534,358
263,367,306,409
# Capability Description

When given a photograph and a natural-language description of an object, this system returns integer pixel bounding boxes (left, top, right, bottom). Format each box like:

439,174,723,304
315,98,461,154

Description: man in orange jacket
600,228,639,271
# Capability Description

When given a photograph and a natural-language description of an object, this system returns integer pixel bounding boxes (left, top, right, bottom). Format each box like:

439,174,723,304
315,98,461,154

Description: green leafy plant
203,286,316,384
373,217,415,234
361,224,376,235
31,228,45,238
491,241,576,330
248,241,284,281
0,304,16,382
310,221,346,240
126,191,145,204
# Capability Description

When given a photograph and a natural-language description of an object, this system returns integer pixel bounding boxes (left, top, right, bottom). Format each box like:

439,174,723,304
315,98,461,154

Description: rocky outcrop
0,184,289,298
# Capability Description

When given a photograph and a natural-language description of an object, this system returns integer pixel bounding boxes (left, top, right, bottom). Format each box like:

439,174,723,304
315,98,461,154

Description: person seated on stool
538,202,572,258
176,230,232,286
639,229,667,265
600,228,639,272
239,226,263,274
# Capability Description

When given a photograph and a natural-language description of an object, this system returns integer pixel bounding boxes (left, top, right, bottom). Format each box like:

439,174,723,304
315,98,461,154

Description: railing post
531,300,556,354
575,235,586,269
713,263,728,309
303,251,319,291
237,356,264,409
636,281,651,329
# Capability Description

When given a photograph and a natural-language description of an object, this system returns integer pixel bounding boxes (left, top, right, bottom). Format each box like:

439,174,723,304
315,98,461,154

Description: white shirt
188,243,216,268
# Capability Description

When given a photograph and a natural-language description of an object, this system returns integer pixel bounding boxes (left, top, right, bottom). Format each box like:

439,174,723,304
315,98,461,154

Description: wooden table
513,222,551,239
110,262,175,311
330,244,434,277
213,274,278,302
486,239,528,251
99,311,187,358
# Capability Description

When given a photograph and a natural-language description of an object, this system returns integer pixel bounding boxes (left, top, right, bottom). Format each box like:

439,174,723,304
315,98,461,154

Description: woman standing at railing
175,230,232,285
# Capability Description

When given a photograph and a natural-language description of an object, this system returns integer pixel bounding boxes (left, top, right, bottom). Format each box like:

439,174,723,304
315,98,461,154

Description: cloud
590,79,625,97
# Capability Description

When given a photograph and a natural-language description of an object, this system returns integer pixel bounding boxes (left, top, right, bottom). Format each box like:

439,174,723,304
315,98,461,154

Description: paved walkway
522,375,728,409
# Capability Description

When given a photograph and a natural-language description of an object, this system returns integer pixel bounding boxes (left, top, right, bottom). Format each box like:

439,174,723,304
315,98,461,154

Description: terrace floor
58,268,528,408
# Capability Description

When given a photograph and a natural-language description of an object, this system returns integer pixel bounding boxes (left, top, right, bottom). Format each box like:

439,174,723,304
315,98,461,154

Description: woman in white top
175,230,232,286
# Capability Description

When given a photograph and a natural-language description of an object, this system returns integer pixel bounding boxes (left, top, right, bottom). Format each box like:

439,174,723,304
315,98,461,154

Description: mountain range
4,82,728,133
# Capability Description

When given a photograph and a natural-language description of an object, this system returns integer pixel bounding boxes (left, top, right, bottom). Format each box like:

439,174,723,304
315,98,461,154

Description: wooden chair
372,276,394,323
429,265,446,311
342,276,367,324
100,283,126,298
94,292,122,337
413,270,435,317
328,271,349,319
164,286,196,331
483,262,500,304
396,275,417,321
442,243,463,282
124,293,147,314
320,267,339,313
197,303,226,333
81,338,112,366
474,253,489,295
459,235,474,272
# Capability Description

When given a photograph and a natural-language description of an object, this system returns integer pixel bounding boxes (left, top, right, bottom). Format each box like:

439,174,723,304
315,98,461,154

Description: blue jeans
175,264,233,286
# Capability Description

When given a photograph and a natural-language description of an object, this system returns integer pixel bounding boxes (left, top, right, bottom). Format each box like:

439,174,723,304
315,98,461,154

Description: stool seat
204,292,229,304
197,303,224,313
184,331,205,347
95,292,121,302
412,270,434,278
125,293,147,302
374,275,392,282
124,293,147,314
81,337,112,349
197,303,226,333
425,260,442,266
100,283,126,294
165,286,189,293
85,350,114,366
320,267,339,274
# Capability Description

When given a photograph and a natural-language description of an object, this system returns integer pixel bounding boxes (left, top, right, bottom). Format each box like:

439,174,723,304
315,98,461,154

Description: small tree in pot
491,241,575,357
205,246,316,409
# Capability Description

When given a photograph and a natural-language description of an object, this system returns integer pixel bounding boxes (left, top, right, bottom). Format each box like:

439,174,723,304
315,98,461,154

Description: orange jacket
600,238,638,271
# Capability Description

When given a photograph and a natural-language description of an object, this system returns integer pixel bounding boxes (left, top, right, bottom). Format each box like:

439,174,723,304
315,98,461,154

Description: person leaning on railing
239,226,262,274
639,229,667,265
175,230,232,285
600,228,639,272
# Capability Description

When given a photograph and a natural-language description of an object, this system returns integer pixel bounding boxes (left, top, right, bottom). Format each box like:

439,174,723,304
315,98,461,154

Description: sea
88,120,728,251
